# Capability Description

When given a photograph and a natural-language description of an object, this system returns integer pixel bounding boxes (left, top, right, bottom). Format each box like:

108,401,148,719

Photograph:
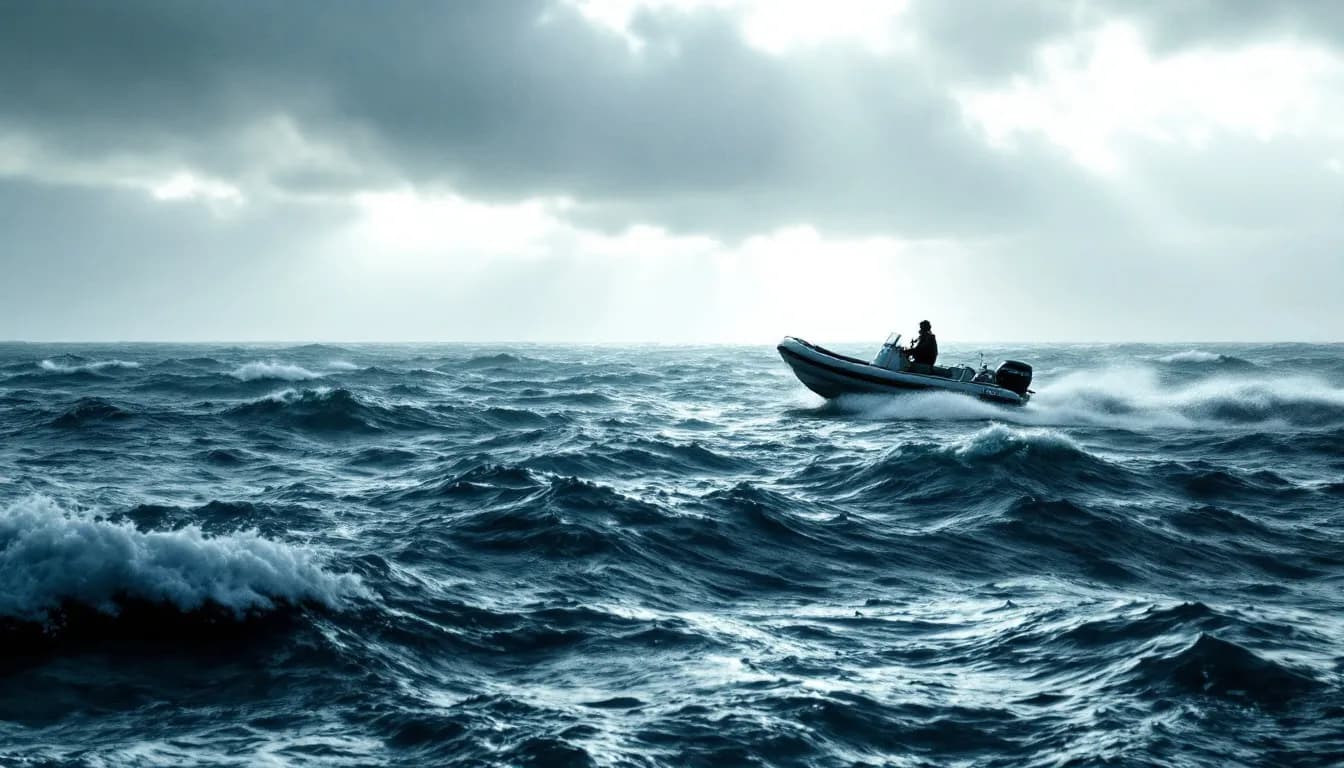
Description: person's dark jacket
910,332,938,365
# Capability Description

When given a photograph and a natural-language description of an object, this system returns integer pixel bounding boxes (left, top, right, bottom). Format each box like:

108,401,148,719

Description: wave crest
950,424,1083,460
224,388,393,432
39,358,142,373
0,496,363,623
1131,633,1322,707
50,397,133,427
229,361,323,382
1153,350,1256,368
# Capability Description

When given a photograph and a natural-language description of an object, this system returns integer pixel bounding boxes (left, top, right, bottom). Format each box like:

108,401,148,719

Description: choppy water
1,341,1342,767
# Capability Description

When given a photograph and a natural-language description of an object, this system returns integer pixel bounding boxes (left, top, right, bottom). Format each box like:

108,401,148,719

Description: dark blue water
2,341,1342,766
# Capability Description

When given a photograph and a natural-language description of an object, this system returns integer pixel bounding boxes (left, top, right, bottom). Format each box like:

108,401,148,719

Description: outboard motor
994,360,1033,395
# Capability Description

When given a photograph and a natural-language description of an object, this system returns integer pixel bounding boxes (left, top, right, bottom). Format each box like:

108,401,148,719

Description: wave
478,406,565,429
224,387,408,432
456,353,535,369
446,474,666,557
110,499,329,541
947,491,1342,586
229,361,323,382
50,397,133,427
974,496,1152,583
1130,633,1322,707
375,466,669,559
200,447,251,465
1054,602,1223,648
38,358,142,373
1153,350,1257,368
0,495,362,623
1157,350,1222,364
566,481,898,597
327,360,361,371
279,343,357,356
511,391,615,407
795,425,1131,505
394,463,543,502
1157,462,1307,503
526,438,753,478
949,423,1083,459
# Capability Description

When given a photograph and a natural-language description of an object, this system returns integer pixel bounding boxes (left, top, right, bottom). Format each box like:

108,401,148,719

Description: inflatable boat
778,334,1032,406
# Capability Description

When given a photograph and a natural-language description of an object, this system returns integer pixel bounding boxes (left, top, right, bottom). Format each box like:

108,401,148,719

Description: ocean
1,341,1341,767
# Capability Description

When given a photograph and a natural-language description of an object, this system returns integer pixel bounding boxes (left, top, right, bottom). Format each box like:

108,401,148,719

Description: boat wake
829,365,1344,430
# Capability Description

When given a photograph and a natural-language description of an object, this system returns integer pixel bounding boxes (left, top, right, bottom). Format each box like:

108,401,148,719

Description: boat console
871,333,905,371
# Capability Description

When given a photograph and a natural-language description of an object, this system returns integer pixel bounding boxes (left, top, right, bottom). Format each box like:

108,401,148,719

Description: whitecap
38,359,142,373
229,361,323,382
1155,350,1223,364
951,423,1082,458
0,495,364,622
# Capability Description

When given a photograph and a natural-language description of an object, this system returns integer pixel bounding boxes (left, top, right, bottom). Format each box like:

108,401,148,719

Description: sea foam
39,358,142,373
835,366,1344,431
951,423,1083,459
1155,350,1223,364
229,361,323,382
0,495,363,622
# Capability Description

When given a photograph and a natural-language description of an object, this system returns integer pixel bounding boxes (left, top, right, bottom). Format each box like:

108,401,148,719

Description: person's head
919,320,932,333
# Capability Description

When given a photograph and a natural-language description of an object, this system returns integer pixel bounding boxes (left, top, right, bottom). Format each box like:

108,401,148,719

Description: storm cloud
2,0,1342,341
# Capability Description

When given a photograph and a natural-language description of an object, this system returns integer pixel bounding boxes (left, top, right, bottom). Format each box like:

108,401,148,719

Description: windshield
884,332,901,346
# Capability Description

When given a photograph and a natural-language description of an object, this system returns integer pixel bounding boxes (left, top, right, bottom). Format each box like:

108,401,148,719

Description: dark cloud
1106,0,1344,53
0,0,1113,238
904,0,1080,78
3,0,1343,340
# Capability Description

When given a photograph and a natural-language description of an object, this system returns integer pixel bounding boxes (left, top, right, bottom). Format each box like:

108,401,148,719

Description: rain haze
3,0,1342,342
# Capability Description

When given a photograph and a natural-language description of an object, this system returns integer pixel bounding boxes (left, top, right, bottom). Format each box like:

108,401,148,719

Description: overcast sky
3,0,1342,342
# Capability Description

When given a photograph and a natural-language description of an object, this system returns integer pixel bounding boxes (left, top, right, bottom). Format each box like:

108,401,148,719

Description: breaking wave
1152,350,1256,368
0,496,362,623
224,387,403,432
949,423,1083,459
229,361,323,382
39,358,142,373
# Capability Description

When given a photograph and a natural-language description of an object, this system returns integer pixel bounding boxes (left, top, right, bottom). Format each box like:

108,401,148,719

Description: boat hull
777,337,1028,406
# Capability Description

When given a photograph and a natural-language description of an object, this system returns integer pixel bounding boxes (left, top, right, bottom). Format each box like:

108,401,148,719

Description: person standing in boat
906,320,938,372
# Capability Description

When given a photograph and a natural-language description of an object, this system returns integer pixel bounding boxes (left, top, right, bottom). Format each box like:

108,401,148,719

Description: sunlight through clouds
351,190,571,260
150,172,244,206
956,21,1344,174
570,0,911,54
